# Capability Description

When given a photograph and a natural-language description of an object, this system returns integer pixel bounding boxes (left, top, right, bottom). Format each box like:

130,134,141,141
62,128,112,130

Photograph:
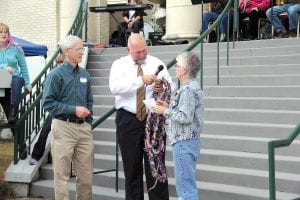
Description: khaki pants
51,119,94,200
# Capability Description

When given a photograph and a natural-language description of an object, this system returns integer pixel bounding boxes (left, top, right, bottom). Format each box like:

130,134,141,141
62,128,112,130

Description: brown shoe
274,31,289,38
289,29,297,37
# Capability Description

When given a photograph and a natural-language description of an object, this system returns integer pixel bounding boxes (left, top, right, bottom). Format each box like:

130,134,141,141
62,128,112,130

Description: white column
87,0,110,44
163,0,210,41
59,0,81,39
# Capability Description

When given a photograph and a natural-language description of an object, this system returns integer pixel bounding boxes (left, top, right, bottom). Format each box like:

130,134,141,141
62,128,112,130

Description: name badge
80,77,87,83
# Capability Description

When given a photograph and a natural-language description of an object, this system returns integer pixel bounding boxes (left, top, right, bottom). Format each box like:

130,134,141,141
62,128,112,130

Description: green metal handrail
0,0,87,164
268,123,300,200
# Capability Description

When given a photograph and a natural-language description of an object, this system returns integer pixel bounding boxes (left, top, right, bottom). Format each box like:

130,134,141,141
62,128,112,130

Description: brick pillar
88,0,110,45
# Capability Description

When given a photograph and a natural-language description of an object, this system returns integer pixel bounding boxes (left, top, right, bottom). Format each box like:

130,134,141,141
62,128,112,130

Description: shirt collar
62,60,79,73
128,55,147,67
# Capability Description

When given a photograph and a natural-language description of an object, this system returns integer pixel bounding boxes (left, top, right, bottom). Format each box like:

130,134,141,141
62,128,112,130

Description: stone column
59,0,81,39
88,0,110,44
163,0,210,41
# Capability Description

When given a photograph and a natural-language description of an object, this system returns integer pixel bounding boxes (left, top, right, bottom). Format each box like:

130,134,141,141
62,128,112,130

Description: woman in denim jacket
154,52,204,200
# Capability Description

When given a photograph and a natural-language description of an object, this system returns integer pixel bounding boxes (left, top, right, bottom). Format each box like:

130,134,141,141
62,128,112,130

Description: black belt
55,117,85,124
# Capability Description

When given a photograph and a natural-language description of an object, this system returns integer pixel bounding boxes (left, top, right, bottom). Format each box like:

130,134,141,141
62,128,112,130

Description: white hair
58,35,82,52
176,51,200,78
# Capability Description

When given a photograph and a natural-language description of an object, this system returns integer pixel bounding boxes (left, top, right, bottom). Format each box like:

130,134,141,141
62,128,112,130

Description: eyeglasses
175,64,184,68
0,31,9,35
68,47,84,52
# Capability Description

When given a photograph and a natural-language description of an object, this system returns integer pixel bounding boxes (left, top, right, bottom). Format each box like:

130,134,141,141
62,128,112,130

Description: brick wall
0,0,59,56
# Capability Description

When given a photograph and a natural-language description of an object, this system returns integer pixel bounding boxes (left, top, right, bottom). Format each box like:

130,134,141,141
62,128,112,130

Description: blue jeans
201,11,228,34
11,76,25,109
0,76,24,118
172,139,201,200
266,3,300,33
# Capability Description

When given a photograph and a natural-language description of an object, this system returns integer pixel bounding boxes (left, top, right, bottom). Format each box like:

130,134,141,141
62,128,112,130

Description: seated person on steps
201,0,229,42
266,0,300,38
239,0,271,40
117,0,145,46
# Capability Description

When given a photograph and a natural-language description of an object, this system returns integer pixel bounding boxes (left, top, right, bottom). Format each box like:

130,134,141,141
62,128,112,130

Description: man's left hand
153,79,163,93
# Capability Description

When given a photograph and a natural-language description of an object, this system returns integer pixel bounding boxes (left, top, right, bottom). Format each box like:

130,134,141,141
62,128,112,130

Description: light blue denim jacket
165,79,204,145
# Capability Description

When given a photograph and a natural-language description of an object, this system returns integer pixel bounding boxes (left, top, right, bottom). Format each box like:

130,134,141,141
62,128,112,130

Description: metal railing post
268,142,276,200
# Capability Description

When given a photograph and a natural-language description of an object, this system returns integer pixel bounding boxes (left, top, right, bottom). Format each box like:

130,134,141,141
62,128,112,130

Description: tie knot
137,65,143,76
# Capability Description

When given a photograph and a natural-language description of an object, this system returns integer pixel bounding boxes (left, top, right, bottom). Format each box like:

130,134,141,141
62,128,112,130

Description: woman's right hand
156,100,168,107
5,66,14,74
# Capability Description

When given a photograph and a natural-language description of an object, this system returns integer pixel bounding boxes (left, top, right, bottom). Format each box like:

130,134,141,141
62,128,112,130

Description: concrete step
88,38,300,56
92,96,300,111
204,86,300,98
35,164,300,200
88,64,300,77
90,74,300,87
202,121,296,139
37,151,300,199
205,97,300,111
88,45,300,63
91,85,300,98
205,108,300,124
87,53,300,69
92,106,300,125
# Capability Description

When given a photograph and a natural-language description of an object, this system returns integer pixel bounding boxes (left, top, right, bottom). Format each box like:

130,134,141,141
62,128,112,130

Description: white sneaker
29,157,38,165
220,33,226,42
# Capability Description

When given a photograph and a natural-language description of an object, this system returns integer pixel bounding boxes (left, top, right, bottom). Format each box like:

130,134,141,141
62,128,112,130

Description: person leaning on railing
266,0,300,38
29,54,65,165
239,0,271,40
0,22,32,125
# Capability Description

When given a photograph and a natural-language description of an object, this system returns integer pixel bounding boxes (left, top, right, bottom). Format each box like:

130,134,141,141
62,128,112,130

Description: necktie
136,65,146,121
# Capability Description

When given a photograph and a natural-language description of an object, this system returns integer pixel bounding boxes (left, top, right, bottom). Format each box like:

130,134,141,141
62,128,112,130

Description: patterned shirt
42,60,93,124
165,79,204,145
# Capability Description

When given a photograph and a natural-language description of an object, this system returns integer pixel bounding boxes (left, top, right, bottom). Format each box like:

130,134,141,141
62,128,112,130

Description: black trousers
117,21,144,47
31,115,52,161
240,10,267,39
116,109,169,200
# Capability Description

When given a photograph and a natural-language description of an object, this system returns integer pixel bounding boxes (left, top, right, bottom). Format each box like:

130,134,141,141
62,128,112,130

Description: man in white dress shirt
109,33,173,200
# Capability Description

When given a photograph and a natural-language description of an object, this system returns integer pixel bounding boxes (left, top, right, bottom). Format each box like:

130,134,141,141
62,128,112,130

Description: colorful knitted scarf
144,78,171,191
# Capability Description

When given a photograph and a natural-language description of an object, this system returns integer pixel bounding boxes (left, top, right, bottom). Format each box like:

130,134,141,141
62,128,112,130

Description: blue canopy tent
11,36,48,57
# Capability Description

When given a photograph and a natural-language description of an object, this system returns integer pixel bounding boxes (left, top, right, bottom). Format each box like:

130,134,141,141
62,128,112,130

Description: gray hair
58,35,82,52
176,52,200,78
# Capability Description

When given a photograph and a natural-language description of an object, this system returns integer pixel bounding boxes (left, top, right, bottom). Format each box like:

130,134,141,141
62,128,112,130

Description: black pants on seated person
117,20,143,46
240,10,267,40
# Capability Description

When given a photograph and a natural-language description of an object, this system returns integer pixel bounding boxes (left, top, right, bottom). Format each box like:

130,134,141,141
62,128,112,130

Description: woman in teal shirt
0,22,31,124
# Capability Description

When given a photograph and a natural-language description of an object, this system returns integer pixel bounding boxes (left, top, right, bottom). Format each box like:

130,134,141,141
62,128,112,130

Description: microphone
154,65,164,76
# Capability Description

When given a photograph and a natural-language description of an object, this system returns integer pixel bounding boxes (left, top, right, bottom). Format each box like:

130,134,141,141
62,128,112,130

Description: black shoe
19,149,27,160
273,31,289,38
8,107,17,124
289,29,297,37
